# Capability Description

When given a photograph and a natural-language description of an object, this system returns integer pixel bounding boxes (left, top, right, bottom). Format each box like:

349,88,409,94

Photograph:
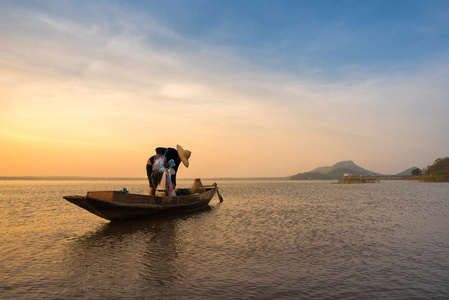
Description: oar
214,183,224,202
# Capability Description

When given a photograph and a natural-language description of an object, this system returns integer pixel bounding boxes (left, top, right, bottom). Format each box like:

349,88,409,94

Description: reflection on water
63,207,218,299
1,180,449,299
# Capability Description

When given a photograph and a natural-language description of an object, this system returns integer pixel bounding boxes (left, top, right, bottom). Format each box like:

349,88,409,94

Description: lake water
1,179,449,299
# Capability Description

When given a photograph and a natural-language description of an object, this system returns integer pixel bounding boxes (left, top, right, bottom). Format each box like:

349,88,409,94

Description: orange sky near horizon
1,1,448,178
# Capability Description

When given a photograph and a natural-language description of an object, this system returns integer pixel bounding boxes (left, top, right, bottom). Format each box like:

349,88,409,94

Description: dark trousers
146,164,163,189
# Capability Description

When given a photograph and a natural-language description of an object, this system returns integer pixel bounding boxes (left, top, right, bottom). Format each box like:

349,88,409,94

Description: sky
1,0,449,178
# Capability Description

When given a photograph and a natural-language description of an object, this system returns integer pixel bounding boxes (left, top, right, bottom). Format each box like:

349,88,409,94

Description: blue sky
1,0,448,177
129,0,449,74
10,0,449,75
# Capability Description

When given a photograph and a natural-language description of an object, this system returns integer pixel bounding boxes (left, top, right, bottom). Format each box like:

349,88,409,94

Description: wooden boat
63,183,223,221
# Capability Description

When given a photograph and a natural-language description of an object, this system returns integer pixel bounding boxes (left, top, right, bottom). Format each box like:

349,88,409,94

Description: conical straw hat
176,144,191,168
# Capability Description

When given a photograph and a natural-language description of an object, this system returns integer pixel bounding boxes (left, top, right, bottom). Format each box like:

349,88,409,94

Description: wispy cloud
1,1,448,176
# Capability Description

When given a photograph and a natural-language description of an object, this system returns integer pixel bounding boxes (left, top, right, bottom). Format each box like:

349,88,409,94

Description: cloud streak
1,1,448,177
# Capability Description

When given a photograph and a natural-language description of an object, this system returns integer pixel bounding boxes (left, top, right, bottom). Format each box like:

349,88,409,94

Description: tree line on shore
411,157,449,182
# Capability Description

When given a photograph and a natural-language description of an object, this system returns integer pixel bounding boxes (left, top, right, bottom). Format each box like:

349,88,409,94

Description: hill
291,160,380,180
396,167,420,176
425,157,449,175
311,160,380,175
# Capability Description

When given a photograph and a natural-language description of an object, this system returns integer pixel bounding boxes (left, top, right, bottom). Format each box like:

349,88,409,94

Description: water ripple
1,180,449,299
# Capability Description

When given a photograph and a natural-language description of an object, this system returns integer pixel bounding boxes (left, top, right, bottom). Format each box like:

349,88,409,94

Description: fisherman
146,144,191,195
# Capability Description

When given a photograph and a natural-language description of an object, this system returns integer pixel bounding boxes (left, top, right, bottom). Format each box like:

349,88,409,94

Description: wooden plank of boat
63,184,221,221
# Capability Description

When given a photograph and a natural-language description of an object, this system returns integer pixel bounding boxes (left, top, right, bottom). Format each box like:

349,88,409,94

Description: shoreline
0,176,290,181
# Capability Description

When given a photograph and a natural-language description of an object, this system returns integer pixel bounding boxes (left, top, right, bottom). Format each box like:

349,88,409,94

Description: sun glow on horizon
1,1,448,178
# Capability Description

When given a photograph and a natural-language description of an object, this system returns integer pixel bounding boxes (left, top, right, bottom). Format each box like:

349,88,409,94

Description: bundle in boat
191,178,206,194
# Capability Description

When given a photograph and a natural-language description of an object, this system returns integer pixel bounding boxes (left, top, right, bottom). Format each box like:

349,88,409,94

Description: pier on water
371,175,411,180
344,174,411,180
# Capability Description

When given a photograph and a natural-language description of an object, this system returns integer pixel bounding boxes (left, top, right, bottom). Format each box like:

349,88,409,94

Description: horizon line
0,176,291,181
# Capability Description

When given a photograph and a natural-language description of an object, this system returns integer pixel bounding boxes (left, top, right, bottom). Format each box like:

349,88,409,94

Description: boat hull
63,187,217,221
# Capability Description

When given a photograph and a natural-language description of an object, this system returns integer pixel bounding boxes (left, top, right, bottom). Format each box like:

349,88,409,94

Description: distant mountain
396,167,420,176
315,160,380,176
291,160,381,180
